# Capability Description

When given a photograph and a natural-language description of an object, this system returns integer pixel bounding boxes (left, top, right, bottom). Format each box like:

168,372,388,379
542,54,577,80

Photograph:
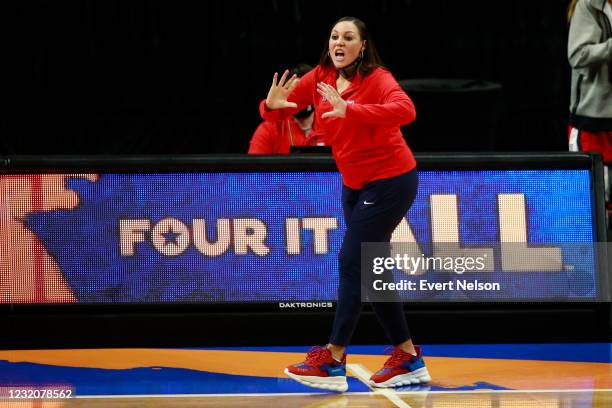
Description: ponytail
567,0,579,23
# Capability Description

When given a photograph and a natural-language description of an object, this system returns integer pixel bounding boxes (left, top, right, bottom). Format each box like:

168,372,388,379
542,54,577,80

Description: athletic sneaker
284,346,348,392
369,345,431,387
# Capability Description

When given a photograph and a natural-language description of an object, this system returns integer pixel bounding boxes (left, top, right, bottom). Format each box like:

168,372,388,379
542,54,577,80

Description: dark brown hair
319,16,384,76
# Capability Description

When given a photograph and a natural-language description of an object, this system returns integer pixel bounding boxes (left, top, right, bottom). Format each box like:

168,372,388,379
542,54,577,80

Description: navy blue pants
329,169,419,346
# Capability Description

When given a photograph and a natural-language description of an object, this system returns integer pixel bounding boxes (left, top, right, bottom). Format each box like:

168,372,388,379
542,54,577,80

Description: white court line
72,391,370,398
347,363,412,408
65,388,612,399
395,388,612,395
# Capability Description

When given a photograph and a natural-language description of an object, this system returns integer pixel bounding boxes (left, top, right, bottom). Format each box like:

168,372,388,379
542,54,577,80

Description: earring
360,49,364,59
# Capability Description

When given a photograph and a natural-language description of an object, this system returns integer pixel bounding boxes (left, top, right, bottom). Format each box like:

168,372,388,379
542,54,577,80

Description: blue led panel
0,170,597,304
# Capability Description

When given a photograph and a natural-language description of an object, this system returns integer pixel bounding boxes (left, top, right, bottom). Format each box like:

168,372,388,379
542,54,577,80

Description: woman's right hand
265,70,299,110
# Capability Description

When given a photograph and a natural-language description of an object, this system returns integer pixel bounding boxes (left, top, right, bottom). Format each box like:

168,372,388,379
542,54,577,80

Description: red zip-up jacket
248,118,325,154
260,65,416,189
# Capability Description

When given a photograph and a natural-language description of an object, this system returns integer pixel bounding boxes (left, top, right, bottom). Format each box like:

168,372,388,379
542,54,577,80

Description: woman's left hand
317,82,347,119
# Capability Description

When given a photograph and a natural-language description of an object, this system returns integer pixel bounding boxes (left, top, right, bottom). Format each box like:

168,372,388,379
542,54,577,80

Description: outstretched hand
317,82,347,119
265,70,299,110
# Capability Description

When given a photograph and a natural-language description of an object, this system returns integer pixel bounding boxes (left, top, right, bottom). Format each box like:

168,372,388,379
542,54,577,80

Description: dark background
1,0,571,155
1,0,610,347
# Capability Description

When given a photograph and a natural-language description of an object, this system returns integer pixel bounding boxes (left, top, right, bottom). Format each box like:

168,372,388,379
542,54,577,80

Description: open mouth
334,49,345,62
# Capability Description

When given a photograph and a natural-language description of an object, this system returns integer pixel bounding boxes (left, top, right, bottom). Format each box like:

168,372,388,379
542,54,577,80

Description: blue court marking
0,360,369,395
195,343,612,363
0,360,514,394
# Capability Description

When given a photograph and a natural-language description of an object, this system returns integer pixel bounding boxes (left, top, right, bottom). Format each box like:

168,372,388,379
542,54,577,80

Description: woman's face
328,21,364,69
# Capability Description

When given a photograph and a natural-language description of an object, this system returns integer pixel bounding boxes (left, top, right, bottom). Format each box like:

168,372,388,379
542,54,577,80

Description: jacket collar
588,0,608,12
322,65,364,91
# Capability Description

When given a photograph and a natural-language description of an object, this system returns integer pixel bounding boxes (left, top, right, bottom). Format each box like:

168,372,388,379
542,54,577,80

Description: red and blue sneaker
369,345,431,388
284,346,348,392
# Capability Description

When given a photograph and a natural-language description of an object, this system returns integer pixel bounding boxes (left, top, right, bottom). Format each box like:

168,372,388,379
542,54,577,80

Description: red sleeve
248,121,278,154
260,66,318,121
345,69,416,126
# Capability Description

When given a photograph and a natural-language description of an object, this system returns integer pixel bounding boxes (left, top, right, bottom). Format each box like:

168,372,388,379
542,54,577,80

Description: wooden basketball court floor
0,343,610,407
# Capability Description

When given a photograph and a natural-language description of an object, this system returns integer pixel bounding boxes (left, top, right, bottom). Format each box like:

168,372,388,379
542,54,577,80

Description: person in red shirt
263,17,429,391
248,64,325,154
